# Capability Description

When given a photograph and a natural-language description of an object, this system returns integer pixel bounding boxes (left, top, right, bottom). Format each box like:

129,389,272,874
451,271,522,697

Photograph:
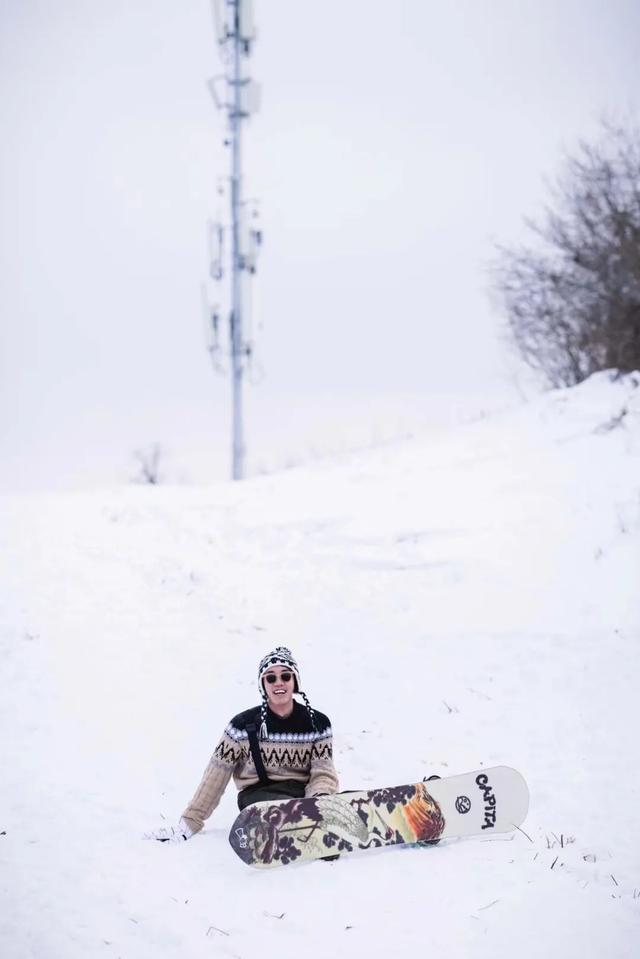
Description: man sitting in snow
145,647,339,842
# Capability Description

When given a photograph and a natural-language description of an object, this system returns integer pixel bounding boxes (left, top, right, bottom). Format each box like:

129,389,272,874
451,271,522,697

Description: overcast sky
1,0,639,490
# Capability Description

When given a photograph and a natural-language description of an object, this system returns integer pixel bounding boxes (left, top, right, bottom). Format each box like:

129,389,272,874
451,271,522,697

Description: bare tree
133,444,163,485
492,121,640,388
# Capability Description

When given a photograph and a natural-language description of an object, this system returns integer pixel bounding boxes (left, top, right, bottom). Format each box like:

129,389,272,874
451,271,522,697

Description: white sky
1,0,639,490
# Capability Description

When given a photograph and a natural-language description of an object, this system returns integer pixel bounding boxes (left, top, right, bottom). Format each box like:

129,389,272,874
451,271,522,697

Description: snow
2,370,640,958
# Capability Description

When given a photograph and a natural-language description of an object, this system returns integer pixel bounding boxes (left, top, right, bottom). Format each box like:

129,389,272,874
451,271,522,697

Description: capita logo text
476,773,497,829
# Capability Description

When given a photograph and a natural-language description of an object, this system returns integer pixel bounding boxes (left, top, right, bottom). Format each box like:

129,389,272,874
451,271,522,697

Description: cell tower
205,0,262,480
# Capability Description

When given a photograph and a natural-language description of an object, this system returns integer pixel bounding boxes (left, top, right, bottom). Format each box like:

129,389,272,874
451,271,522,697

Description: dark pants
237,779,306,811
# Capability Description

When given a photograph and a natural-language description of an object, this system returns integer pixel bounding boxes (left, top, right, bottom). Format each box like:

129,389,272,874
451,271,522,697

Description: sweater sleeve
305,725,339,797
181,727,246,834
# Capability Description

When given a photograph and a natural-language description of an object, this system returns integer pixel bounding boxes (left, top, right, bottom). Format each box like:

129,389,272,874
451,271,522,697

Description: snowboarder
145,646,339,842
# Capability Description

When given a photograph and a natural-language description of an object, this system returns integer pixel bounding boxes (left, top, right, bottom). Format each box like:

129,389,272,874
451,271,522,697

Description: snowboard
229,765,529,868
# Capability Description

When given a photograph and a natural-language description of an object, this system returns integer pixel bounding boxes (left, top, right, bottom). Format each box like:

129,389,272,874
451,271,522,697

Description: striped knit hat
257,646,317,739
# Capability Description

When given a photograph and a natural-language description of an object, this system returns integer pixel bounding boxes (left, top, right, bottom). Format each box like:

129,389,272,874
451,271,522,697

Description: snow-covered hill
2,371,639,958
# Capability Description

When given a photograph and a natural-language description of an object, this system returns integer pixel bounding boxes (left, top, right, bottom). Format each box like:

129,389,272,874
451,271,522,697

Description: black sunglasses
264,671,293,684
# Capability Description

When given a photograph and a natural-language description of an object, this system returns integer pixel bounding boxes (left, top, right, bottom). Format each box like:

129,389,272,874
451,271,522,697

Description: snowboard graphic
229,765,529,868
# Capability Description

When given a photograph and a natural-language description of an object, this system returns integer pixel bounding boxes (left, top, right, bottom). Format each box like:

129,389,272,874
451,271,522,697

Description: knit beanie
257,646,317,739
258,645,301,692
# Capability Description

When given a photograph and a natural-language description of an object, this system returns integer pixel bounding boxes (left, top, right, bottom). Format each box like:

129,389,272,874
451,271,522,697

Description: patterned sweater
181,701,339,834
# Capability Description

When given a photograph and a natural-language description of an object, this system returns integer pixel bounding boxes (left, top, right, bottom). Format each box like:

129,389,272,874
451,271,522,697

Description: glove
143,817,194,843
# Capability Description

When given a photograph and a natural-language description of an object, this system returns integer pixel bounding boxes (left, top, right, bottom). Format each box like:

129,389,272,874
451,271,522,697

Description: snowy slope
1,371,639,958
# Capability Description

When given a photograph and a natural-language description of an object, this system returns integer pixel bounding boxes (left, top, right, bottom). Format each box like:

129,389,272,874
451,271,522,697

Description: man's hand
142,818,194,843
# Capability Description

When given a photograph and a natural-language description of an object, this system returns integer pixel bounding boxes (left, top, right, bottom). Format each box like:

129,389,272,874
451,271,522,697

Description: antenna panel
239,0,256,42
211,0,230,44
240,80,261,116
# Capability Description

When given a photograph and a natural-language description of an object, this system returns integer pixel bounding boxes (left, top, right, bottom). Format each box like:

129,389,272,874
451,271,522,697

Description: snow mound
1,374,639,958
